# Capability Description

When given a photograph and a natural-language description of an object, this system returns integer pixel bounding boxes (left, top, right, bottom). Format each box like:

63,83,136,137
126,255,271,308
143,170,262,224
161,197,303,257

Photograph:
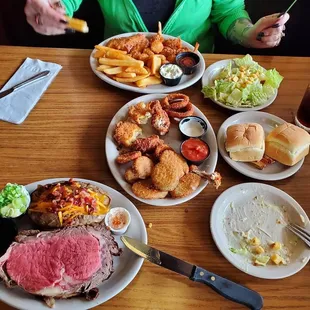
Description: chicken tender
132,135,163,153
128,102,151,125
116,151,142,164
132,156,154,179
151,162,180,191
132,180,168,199
160,150,189,177
170,173,201,198
150,100,170,136
114,121,142,147
125,168,139,184
107,34,148,53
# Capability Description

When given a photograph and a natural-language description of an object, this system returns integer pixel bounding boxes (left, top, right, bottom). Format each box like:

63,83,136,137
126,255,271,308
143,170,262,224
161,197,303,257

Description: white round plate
90,32,205,94
211,183,310,279
0,178,147,310
217,111,304,181
106,94,218,206
202,59,277,111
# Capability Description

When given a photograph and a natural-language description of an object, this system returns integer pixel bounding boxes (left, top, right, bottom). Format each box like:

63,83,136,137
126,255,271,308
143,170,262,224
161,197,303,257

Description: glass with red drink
295,84,310,132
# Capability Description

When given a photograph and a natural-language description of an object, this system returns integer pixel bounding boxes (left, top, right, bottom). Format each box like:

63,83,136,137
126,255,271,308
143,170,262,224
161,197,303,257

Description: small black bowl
180,138,210,166
176,52,200,75
159,63,183,86
179,116,208,140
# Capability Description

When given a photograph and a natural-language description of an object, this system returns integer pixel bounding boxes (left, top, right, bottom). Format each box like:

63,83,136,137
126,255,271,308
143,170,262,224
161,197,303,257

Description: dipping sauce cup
159,63,183,86
179,116,208,140
176,52,200,75
180,138,210,166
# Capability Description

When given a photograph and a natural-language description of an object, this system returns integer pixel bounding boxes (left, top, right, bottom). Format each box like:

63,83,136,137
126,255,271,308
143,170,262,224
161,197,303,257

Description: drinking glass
295,84,310,132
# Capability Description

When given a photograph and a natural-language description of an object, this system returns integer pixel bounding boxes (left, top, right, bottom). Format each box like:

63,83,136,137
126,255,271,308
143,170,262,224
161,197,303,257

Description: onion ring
166,102,194,119
162,93,189,110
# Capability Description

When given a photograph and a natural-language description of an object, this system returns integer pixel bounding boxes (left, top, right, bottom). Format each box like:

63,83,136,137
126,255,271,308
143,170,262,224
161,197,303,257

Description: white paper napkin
0,57,62,124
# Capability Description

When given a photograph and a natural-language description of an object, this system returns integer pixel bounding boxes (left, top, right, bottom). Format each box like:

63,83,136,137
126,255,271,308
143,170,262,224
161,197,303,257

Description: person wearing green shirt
24,0,289,51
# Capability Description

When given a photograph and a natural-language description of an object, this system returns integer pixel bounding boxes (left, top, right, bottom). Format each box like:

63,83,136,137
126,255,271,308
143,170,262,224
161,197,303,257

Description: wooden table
0,46,309,310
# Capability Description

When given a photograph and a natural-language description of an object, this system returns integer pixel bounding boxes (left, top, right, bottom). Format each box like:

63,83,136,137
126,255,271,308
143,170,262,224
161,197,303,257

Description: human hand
243,13,290,48
24,0,68,35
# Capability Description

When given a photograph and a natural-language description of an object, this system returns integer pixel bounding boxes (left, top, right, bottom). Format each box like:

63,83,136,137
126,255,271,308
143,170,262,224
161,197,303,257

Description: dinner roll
265,123,310,166
225,123,265,162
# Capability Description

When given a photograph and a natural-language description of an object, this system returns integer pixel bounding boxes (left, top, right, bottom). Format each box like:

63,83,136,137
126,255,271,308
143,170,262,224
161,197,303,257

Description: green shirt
62,0,249,52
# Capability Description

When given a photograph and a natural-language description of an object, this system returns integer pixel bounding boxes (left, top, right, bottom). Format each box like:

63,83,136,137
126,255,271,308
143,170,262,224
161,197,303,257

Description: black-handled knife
0,70,50,99
121,236,263,310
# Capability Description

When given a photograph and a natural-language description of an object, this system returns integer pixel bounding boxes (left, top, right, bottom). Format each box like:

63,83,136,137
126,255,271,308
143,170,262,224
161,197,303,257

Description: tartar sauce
160,64,183,79
182,121,204,137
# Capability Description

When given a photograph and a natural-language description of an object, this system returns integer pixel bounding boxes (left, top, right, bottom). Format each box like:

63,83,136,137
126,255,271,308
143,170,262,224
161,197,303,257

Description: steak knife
121,236,263,310
0,70,50,99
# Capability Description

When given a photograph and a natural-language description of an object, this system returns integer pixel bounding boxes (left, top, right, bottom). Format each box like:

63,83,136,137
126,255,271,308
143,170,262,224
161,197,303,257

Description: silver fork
287,223,310,248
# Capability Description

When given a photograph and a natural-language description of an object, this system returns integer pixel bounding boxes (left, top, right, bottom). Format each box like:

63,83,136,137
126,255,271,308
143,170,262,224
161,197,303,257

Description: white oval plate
211,183,310,279
202,59,277,111
90,32,205,94
217,111,304,181
0,178,147,310
106,94,218,206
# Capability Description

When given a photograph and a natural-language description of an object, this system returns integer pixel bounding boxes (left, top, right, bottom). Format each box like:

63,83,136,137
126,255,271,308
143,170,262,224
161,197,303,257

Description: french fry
106,50,136,61
94,49,106,58
125,66,149,75
66,17,89,33
154,72,161,79
103,67,123,75
96,64,112,71
136,76,162,88
149,55,162,75
99,58,144,67
113,74,150,83
115,72,137,78
95,45,127,54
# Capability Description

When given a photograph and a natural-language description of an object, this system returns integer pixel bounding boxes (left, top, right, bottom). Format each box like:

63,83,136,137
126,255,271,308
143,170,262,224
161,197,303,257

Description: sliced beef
0,222,121,307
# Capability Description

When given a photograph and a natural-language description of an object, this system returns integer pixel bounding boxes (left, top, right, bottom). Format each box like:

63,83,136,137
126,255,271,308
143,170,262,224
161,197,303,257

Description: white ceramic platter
217,111,304,181
90,32,205,94
0,178,147,310
202,59,277,111
106,94,218,206
211,183,310,279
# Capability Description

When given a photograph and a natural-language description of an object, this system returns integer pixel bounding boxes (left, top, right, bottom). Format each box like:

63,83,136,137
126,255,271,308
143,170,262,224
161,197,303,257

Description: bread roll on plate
225,123,265,162
265,123,310,166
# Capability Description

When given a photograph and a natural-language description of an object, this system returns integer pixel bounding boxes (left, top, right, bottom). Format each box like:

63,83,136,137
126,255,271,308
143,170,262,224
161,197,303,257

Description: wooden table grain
0,46,309,310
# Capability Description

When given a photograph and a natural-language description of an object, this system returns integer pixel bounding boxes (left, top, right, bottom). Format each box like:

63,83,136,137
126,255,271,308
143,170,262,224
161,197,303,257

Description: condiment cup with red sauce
179,116,208,140
104,207,131,235
176,52,200,75
180,138,210,166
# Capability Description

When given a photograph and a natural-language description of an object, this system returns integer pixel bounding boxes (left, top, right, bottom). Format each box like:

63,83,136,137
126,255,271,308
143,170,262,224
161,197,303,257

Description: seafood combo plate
106,93,218,206
90,31,205,94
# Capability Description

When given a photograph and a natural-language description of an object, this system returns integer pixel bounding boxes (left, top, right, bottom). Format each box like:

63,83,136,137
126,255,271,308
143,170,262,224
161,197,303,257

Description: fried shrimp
128,102,152,125
116,151,142,164
151,162,180,191
125,168,140,184
132,156,154,179
132,135,163,153
170,172,201,198
132,180,168,199
149,22,164,54
114,121,142,147
150,100,170,136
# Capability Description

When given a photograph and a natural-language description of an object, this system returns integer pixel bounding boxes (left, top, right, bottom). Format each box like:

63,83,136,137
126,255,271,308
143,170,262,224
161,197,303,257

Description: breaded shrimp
132,180,168,199
132,135,163,153
116,151,142,164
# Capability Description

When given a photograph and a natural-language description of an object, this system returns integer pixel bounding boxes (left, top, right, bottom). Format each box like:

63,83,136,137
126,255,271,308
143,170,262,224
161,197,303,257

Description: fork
287,223,310,248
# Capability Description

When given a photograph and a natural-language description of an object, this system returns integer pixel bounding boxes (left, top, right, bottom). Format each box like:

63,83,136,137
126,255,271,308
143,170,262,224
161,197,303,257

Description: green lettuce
264,68,284,88
0,184,30,218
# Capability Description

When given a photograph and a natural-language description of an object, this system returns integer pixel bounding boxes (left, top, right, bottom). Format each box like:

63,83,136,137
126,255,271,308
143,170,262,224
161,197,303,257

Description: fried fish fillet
170,172,201,198
132,156,154,179
106,34,148,53
160,150,189,177
114,121,142,147
151,162,180,191
132,180,168,199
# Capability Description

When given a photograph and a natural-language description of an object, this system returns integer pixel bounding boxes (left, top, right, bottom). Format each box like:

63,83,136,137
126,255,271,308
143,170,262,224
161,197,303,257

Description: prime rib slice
0,222,121,308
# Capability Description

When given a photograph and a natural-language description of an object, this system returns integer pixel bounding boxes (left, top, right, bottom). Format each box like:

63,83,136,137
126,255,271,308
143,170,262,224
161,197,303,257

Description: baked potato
28,179,111,228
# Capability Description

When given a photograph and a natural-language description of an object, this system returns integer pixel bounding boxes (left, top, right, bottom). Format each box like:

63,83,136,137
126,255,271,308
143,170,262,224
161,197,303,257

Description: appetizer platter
202,55,283,111
217,111,310,181
90,27,205,94
0,178,147,310
106,93,219,206
210,183,310,279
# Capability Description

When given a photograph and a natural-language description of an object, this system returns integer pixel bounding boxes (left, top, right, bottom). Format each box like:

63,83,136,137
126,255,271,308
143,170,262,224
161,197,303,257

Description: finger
49,0,66,14
259,26,285,37
31,0,66,23
255,12,289,31
260,35,282,47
